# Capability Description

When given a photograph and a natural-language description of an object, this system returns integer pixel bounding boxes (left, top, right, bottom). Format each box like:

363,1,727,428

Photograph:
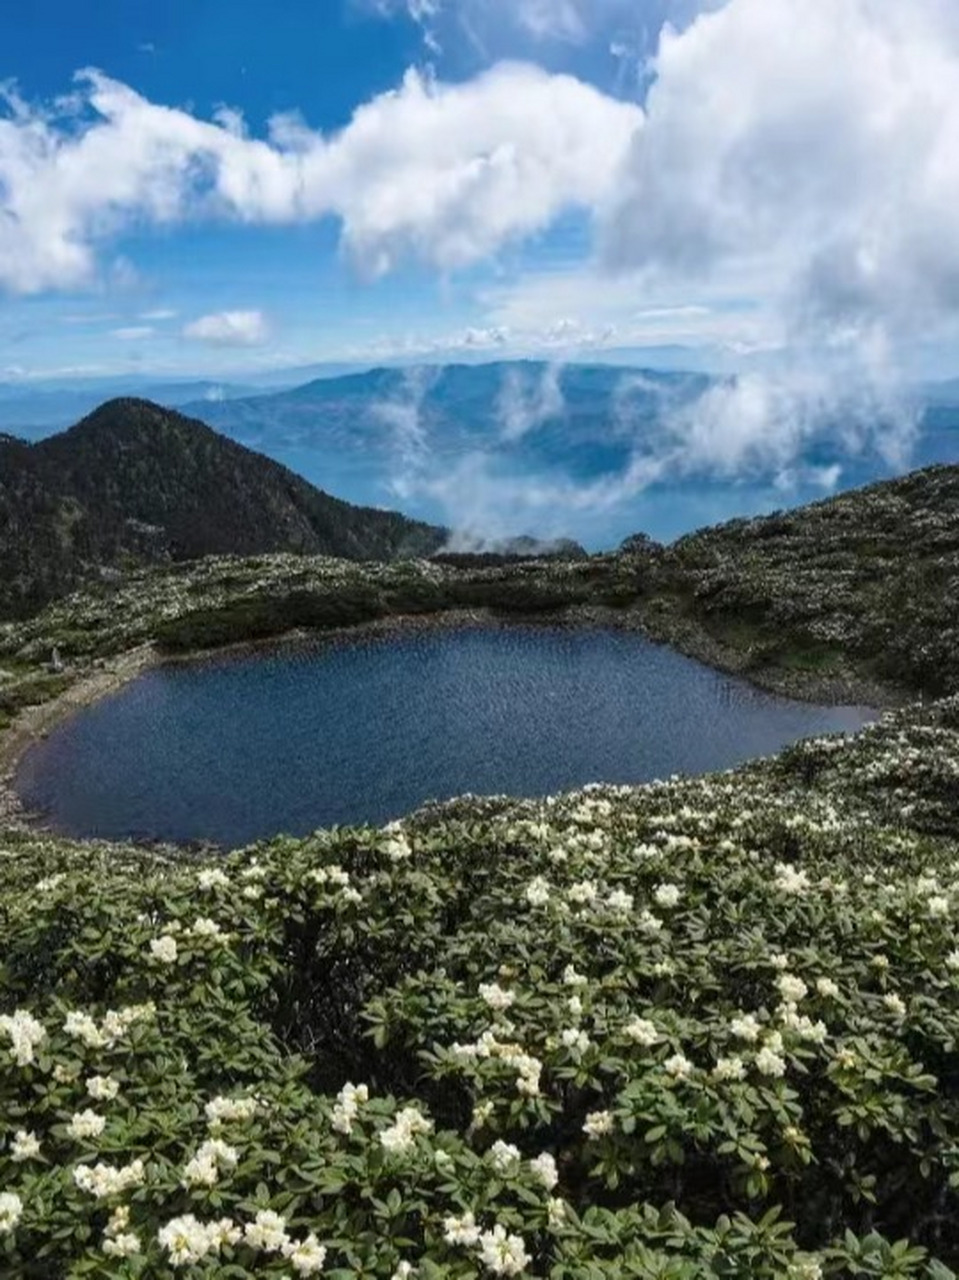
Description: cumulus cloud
182,310,269,346
603,0,959,342
0,64,639,293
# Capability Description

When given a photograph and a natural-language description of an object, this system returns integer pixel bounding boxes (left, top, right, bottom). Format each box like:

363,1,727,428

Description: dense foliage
2,699,959,1276
656,465,959,696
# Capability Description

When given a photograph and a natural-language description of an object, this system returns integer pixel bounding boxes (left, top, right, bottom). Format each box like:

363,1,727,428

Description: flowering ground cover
1,461,958,1275
2,694,959,1276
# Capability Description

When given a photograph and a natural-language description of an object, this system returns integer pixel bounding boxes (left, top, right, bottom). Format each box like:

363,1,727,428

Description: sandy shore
0,604,901,834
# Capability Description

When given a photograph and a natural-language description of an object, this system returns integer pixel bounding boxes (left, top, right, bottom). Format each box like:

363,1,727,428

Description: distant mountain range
4,359,958,551
0,399,447,619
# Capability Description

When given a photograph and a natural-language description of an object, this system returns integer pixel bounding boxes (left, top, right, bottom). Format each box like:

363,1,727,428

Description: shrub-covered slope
2,700,959,1275
653,464,959,696
0,399,446,620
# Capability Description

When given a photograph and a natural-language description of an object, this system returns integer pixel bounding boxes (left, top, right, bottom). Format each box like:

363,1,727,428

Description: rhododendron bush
2,700,959,1276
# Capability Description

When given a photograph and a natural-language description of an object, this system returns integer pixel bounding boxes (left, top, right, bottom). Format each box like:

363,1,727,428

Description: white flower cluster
74,1158,145,1199
478,1224,531,1276
64,1003,155,1050
443,1214,530,1276
713,1056,747,1082
0,1192,23,1234
730,1012,762,1042
583,1110,614,1138
624,1016,659,1047
0,1009,46,1066
488,1139,521,1173
35,873,66,893
86,1074,120,1101
182,1138,239,1188
149,934,178,964
606,888,634,915
205,1094,258,1130
776,974,808,1004
197,867,230,891
524,875,551,907
10,1129,40,1162
331,1081,368,1135
380,1105,433,1155
479,982,515,1012
561,1027,590,1058
382,831,413,861
189,917,227,940
102,1205,140,1258
450,1029,542,1097
755,1032,787,1078
529,1151,558,1190
158,1214,242,1267
68,1109,106,1140
654,883,681,909
308,863,361,905
665,1053,694,1080
773,863,812,894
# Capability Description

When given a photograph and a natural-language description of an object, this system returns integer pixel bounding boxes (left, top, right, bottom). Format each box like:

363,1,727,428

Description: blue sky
1,0,697,381
0,0,957,531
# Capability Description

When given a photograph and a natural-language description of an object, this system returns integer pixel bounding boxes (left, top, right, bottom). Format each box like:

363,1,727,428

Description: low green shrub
2,704,959,1276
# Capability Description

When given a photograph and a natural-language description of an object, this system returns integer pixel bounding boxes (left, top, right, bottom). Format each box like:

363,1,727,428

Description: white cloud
602,0,959,345
139,307,177,321
0,64,639,294
496,362,564,440
182,310,269,346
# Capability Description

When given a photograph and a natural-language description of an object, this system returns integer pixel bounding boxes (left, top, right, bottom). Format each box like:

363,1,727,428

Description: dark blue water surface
17,627,875,848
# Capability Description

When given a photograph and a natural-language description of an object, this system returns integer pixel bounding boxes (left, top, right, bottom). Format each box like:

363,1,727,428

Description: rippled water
17,626,875,847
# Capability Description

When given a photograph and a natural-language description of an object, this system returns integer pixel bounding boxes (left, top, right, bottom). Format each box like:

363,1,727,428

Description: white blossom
488,1140,521,1173
244,1209,290,1253
331,1081,369,1135
624,1016,659,1046
443,1211,481,1247
0,1193,23,1234
74,1158,145,1198
524,876,550,907
282,1233,328,1275
380,1106,433,1156
583,1110,614,1138
86,1074,120,1101
197,868,230,890
755,1046,787,1077
883,992,907,1018
529,1151,558,1190
149,935,178,964
205,1095,257,1129
664,1052,694,1080
654,883,681,909
0,1009,46,1066
477,1224,530,1276
68,1109,106,1140
10,1129,40,1162
776,974,808,1004
713,1056,747,1082
479,983,515,1012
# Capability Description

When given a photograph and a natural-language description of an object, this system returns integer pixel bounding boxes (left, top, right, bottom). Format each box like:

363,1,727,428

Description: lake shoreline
0,602,898,839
